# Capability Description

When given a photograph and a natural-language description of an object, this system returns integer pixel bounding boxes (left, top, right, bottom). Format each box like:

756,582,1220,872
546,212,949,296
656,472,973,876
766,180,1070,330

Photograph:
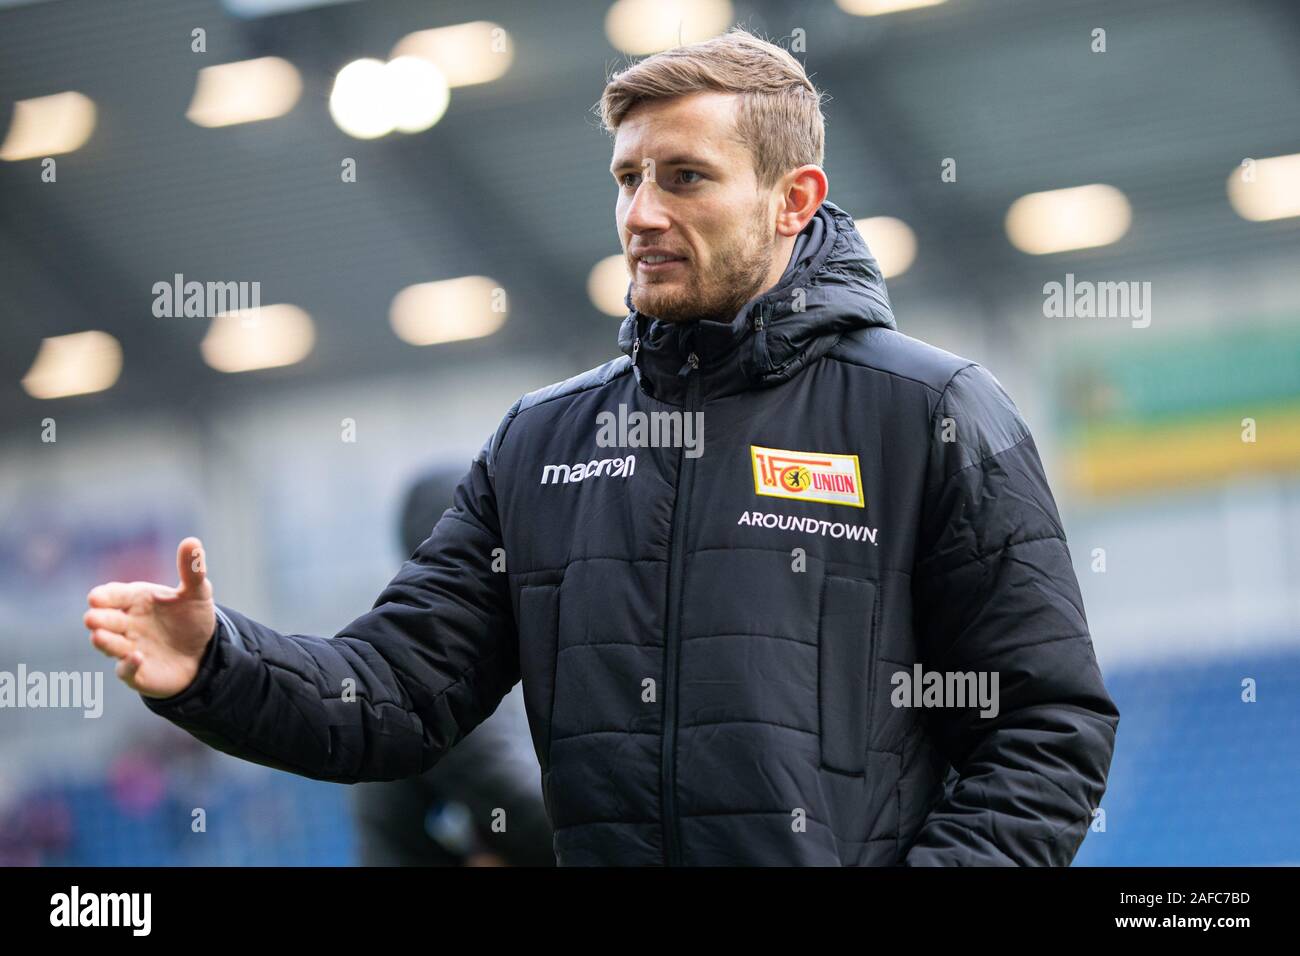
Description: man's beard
629,209,776,325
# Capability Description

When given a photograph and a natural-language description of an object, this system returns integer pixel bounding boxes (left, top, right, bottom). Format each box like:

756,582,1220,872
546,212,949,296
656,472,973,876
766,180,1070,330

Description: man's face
611,92,779,325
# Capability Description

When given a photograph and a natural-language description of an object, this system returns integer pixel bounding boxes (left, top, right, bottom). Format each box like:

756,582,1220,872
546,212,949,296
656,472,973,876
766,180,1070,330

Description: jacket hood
616,199,897,404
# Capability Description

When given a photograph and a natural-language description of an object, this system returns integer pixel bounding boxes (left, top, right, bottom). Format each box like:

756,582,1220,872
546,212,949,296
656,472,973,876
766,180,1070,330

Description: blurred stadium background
1,0,1298,866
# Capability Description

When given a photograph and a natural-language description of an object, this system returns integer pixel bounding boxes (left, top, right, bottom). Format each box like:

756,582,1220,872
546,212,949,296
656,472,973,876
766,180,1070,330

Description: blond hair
597,28,825,191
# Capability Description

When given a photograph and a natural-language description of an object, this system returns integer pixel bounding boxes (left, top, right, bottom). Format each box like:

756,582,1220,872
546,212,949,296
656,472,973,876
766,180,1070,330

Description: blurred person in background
81,29,1117,866
350,469,553,866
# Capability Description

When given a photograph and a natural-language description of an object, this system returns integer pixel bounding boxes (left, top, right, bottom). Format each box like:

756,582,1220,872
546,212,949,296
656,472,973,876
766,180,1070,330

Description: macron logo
540,455,636,485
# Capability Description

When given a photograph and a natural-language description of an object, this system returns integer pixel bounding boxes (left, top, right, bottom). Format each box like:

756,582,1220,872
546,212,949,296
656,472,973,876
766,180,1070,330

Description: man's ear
773,165,829,237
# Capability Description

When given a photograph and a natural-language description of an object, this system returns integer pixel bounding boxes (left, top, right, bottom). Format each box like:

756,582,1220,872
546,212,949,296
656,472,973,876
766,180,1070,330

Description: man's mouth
635,253,688,275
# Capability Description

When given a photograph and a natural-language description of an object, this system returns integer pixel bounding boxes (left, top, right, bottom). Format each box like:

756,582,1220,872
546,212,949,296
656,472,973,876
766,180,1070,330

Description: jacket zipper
661,350,700,866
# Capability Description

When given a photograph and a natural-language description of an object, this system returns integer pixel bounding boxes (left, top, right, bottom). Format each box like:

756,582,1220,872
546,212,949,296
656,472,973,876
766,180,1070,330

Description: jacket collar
616,199,897,405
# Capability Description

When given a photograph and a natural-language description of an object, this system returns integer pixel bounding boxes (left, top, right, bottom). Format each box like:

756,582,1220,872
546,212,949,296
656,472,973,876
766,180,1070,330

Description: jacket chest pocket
817,576,878,775
517,583,561,772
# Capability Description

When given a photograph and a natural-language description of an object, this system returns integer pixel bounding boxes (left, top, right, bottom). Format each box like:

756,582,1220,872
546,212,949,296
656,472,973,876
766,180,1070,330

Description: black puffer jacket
144,199,1119,866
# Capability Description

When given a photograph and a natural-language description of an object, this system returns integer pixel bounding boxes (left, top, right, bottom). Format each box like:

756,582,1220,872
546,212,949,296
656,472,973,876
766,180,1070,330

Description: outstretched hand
84,536,217,699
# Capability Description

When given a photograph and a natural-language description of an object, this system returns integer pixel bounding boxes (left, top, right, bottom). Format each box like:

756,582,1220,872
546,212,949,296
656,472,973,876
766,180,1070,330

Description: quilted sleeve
140,401,524,784
903,364,1119,866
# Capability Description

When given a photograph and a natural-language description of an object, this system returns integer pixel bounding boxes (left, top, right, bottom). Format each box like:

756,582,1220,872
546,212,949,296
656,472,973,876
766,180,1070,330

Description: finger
84,607,131,633
115,650,143,684
177,537,206,593
88,582,137,609
88,581,171,610
90,629,134,660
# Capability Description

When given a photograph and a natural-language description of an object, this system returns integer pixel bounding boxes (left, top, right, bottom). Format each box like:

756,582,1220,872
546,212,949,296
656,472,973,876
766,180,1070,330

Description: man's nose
625,176,671,234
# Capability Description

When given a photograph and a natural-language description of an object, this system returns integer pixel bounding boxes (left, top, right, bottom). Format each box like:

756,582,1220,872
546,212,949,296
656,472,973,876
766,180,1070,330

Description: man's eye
618,170,702,189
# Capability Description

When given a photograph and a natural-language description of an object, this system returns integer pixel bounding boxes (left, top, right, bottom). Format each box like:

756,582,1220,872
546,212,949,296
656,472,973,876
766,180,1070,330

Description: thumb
176,536,208,593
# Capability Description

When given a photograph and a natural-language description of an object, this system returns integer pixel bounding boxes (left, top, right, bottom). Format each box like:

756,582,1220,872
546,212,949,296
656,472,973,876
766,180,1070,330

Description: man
85,29,1118,866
